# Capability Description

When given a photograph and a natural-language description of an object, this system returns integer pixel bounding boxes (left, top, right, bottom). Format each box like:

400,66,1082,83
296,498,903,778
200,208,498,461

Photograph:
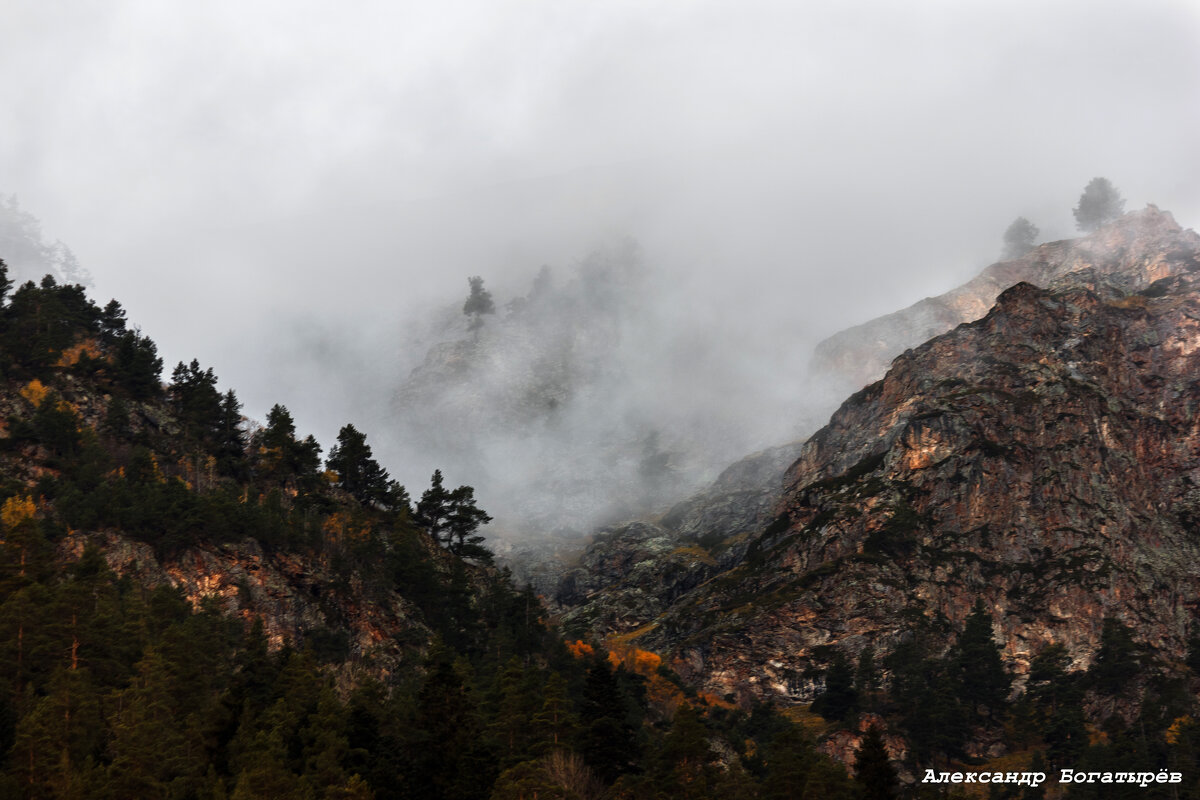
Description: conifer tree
491,657,540,767
855,725,898,800
0,258,11,306
415,470,492,562
1002,217,1040,259
253,405,322,487
99,298,126,339
1089,617,1141,695
812,651,858,721
106,648,206,797
169,359,224,444
578,656,640,784
855,644,880,707
530,671,579,755
1073,177,1125,231
463,275,495,332
951,599,1010,721
760,725,816,800
9,667,103,795
216,389,248,477
407,654,496,799
654,703,718,796
113,330,163,399
326,424,407,510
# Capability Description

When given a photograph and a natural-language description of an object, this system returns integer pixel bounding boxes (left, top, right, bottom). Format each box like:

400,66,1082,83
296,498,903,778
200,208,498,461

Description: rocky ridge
557,208,1200,708
811,206,1194,394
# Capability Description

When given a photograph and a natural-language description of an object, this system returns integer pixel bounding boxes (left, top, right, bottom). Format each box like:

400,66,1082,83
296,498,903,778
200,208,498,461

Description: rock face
556,442,803,624
811,206,1196,395
559,209,1200,706
58,530,434,691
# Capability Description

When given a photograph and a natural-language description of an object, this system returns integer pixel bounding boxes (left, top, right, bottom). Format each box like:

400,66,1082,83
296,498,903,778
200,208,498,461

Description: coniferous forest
6,230,1200,799
0,261,869,798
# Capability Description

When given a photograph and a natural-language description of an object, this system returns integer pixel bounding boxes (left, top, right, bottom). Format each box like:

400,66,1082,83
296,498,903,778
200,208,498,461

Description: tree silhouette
1073,177,1125,231
812,651,858,721
855,725,898,800
1002,217,1039,258
463,275,495,332
415,470,493,562
950,599,1011,722
326,424,407,510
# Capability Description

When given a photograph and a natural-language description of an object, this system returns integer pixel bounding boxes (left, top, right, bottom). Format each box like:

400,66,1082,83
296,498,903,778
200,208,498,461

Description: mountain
811,206,1194,395
390,239,814,560
558,208,1200,717
0,256,865,797
391,240,698,545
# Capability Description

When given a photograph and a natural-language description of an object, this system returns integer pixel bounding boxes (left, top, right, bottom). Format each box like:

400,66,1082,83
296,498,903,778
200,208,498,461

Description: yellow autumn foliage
1,495,37,529
55,339,103,368
566,640,595,659
1167,715,1194,745
323,511,370,544
19,379,48,406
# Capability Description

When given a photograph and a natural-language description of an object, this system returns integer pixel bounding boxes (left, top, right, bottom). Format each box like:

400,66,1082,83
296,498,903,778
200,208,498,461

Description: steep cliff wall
559,210,1200,709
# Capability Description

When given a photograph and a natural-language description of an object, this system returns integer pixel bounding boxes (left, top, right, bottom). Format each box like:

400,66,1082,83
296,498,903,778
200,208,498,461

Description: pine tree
760,725,815,800
1089,617,1141,695
99,299,126,339
854,725,898,800
0,258,11,306
9,667,103,796
654,703,718,797
578,657,640,784
113,330,163,399
215,389,248,477
812,651,858,721
169,359,224,447
951,599,1011,722
463,276,495,333
415,471,492,562
1073,177,1125,231
530,671,579,755
415,470,451,544
490,657,540,768
253,405,322,487
106,648,206,797
406,654,496,799
1002,217,1039,259
325,424,407,511
855,645,880,707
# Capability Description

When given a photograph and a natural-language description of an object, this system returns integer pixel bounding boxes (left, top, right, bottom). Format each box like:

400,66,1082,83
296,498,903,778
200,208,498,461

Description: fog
3,1,1199,542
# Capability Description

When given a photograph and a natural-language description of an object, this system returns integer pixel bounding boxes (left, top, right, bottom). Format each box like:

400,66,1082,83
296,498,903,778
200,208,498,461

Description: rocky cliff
811,206,1195,394
558,209,1200,709
57,530,434,691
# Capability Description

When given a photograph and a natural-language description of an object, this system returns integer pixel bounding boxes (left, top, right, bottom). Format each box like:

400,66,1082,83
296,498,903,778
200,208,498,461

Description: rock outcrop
559,209,1200,707
58,530,434,692
811,206,1197,394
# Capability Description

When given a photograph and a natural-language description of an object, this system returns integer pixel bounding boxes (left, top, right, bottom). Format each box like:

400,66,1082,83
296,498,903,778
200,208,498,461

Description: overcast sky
2,0,1198,473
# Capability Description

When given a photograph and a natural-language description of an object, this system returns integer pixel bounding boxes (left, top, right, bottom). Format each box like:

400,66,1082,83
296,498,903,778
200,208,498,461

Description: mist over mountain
4,3,1200,794
0,196,91,288
384,238,838,551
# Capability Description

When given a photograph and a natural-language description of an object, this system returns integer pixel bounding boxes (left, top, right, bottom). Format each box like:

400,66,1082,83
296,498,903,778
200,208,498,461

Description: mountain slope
811,206,1197,394
559,209,1200,710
